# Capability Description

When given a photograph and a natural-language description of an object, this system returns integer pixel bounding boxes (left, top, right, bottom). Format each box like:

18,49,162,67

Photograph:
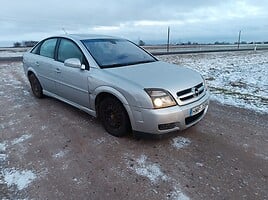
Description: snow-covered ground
158,50,268,114
0,48,28,58
0,51,25,58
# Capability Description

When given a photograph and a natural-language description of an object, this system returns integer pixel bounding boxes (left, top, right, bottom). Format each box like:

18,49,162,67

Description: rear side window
58,39,83,63
31,43,41,55
39,38,57,59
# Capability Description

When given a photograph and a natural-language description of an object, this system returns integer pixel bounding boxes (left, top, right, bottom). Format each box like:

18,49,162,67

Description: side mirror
64,58,85,70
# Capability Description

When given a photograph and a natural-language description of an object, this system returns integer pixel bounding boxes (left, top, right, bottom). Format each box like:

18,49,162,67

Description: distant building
22,41,38,47
13,42,22,47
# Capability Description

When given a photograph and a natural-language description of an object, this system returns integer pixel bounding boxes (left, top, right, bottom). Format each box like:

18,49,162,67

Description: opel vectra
23,34,209,137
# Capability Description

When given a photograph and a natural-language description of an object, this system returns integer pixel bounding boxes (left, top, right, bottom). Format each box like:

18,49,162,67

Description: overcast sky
0,0,267,46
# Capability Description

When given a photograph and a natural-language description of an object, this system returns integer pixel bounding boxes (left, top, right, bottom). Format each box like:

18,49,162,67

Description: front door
54,38,90,108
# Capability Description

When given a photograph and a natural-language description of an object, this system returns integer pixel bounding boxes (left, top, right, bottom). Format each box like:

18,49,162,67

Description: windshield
82,39,157,68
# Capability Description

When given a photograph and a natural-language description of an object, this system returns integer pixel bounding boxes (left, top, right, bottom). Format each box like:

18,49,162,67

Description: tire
99,97,131,137
29,73,43,98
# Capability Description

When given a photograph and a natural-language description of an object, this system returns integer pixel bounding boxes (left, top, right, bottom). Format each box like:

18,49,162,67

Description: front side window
82,39,156,68
58,39,83,63
39,38,57,59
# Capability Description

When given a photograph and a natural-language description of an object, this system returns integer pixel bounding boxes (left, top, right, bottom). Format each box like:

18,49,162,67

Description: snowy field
158,51,268,114
0,48,28,58
0,51,24,58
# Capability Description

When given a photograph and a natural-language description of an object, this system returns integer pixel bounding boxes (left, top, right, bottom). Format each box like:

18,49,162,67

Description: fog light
158,123,176,130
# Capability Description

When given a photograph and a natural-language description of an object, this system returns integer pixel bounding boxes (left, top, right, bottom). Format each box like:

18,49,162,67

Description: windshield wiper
101,60,156,69
101,63,126,68
132,60,155,65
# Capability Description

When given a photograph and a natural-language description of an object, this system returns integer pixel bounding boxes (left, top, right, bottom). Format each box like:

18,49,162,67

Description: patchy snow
167,186,190,200
11,134,32,145
62,162,70,170
0,142,7,151
0,153,7,162
0,138,42,196
41,125,48,131
172,137,191,150
254,153,268,160
0,142,7,162
93,137,106,145
158,50,268,113
3,168,37,190
52,150,68,159
196,162,204,167
0,63,25,85
126,154,189,199
0,50,25,57
72,177,82,185
0,142,8,162
133,154,168,183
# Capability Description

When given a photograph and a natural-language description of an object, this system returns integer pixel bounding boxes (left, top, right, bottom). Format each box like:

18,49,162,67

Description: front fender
91,86,135,129
93,86,129,106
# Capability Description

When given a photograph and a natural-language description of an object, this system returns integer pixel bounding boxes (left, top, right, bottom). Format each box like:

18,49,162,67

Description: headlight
145,89,177,109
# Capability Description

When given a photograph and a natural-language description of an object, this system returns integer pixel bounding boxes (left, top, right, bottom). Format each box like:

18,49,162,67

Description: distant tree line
176,41,268,45
138,40,145,46
138,39,268,46
13,41,38,47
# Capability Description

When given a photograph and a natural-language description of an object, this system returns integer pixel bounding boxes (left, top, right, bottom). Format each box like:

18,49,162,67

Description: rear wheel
99,97,131,137
29,73,43,98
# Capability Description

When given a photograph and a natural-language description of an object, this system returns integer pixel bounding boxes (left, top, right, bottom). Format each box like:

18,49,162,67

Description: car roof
57,34,123,41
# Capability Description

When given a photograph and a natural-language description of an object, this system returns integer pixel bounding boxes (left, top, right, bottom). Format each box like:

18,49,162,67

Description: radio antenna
62,28,68,34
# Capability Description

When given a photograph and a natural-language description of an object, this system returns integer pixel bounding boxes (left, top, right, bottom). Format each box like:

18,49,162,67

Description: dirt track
0,61,268,200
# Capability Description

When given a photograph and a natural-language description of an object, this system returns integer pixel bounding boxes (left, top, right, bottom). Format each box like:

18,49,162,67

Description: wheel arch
94,87,134,129
27,69,44,98
26,68,38,79
26,68,44,88
27,70,34,78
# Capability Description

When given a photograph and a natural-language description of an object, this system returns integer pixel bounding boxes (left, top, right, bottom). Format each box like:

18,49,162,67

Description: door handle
55,68,61,73
35,62,39,66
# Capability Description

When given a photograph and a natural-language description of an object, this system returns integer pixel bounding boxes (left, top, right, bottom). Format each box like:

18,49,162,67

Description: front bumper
130,91,209,134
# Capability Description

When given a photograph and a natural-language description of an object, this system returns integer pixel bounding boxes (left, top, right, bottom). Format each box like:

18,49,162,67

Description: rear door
31,38,58,93
54,38,90,108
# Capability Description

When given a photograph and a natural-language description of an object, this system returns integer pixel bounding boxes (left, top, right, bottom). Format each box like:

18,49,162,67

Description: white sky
0,0,267,46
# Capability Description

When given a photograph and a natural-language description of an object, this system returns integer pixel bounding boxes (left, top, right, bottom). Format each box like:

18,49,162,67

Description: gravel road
0,61,267,200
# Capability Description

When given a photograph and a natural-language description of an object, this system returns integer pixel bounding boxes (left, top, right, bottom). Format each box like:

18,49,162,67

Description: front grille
177,82,205,103
185,109,205,125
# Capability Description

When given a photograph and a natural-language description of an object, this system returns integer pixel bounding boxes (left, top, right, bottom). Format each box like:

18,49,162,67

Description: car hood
104,61,203,93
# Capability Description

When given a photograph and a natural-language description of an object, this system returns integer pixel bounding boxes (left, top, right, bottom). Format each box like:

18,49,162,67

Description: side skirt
43,90,97,117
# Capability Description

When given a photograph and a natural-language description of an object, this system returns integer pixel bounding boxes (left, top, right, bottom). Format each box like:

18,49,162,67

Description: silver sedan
23,34,209,137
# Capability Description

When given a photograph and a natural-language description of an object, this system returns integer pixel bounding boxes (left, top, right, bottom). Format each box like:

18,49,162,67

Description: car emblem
192,87,199,97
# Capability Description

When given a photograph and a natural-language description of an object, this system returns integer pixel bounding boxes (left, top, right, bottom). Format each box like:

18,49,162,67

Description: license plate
190,102,208,116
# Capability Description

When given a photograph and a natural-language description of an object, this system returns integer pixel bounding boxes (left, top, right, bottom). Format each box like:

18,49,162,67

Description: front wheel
29,73,43,98
99,97,131,137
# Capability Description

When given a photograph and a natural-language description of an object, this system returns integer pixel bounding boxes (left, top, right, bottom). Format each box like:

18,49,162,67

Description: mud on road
0,61,268,200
